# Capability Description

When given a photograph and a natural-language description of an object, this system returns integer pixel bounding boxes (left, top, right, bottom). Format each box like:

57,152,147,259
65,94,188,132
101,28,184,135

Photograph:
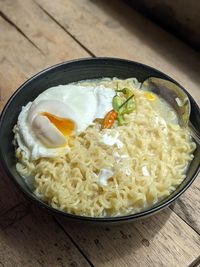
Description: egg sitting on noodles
15,84,115,160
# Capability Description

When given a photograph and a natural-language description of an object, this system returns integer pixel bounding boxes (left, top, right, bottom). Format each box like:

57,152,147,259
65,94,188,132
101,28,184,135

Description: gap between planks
0,206,92,267
52,216,95,267
0,0,95,59
1,202,200,267
33,0,95,57
0,10,44,55
0,202,94,266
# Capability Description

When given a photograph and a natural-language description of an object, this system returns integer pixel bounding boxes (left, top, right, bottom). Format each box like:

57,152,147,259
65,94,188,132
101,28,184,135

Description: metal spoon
141,77,200,144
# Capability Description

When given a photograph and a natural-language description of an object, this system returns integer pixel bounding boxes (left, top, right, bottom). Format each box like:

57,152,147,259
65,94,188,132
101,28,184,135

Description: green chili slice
112,95,122,111
119,94,134,109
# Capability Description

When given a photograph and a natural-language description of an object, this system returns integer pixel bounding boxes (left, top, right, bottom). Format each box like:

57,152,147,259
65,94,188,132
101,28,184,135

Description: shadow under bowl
0,57,200,224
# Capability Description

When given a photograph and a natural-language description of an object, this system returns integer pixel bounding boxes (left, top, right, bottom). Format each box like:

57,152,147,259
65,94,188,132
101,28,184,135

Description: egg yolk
41,112,75,136
144,92,156,101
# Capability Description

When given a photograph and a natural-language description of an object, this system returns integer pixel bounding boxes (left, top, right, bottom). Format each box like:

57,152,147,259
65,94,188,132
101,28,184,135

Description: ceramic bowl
0,58,199,223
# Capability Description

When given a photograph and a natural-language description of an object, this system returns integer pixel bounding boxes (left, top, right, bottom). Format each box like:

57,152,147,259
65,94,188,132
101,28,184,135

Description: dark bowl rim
0,57,200,222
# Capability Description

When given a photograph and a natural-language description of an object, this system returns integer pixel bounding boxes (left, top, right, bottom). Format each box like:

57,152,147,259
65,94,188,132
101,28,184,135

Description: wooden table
0,1,200,266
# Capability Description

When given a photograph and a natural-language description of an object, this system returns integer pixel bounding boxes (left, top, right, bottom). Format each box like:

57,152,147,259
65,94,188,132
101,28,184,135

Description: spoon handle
189,121,200,145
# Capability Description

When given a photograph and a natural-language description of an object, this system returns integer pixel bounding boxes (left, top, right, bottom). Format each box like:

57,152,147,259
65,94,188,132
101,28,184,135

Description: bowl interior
0,58,200,222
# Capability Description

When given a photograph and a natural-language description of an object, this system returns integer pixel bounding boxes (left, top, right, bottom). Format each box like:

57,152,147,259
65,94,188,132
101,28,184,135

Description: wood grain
0,0,89,61
0,0,89,112
0,57,28,111
0,202,30,230
170,177,200,234
0,169,24,216
57,208,200,267
0,207,91,267
0,14,47,112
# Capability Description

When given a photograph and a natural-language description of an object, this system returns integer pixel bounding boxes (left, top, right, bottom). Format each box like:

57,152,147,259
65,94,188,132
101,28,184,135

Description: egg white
16,84,115,160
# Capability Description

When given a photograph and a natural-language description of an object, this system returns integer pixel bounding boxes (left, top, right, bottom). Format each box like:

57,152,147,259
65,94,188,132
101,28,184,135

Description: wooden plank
0,0,89,109
0,202,30,229
0,206,91,267
0,14,48,97
35,0,200,105
170,177,200,234
0,0,88,62
0,169,25,216
0,57,28,111
57,208,200,267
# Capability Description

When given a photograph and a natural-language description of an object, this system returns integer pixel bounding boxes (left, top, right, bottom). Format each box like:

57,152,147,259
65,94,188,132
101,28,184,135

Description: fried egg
16,84,115,159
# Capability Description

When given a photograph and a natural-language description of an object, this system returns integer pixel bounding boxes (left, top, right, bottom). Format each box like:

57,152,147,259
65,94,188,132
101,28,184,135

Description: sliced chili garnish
102,110,118,129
